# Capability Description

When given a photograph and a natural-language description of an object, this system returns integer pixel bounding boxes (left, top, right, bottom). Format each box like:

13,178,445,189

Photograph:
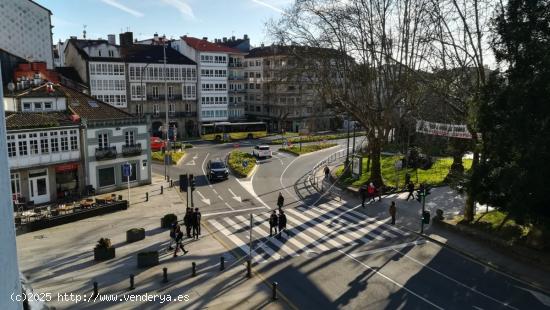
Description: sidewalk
313,163,550,293
15,174,289,309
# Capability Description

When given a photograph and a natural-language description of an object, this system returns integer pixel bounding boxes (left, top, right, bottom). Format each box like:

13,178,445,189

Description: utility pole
249,214,253,260
163,35,170,181
352,122,356,154
344,115,351,174
420,187,426,233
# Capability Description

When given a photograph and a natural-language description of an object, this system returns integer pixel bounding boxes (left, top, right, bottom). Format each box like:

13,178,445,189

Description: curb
278,144,340,157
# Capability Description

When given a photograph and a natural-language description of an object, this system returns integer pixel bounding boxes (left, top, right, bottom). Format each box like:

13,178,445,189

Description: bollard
163,267,168,283
160,185,164,195
170,180,173,188
220,256,225,271
129,274,135,290
145,192,149,202
93,281,98,297
272,282,278,300
246,260,252,278
192,262,196,277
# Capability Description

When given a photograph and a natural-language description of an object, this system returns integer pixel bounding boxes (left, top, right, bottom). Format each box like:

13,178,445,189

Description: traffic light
422,211,430,224
179,174,188,192
189,174,195,191
416,190,423,203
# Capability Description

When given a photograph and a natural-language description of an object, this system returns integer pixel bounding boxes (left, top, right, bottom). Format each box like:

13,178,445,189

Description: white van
253,145,272,158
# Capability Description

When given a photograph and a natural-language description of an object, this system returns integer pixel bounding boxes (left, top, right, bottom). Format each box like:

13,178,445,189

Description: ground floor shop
88,156,151,195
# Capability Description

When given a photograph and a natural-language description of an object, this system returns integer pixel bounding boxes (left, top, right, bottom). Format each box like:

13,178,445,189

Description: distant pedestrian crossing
208,199,410,264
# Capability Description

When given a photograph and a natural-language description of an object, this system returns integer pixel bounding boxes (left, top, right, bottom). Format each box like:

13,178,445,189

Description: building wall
0,0,54,69
89,61,127,108
64,43,89,83
198,52,229,122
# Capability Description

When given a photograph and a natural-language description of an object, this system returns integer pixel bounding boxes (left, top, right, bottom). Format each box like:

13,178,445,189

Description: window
98,133,109,149
98,167,115,187
29,133,39,154
153,104,160,116
34,102,42,110
7,135,16,157
23,103,31,111
44,102,53,110
256,73,261,78
121,163,137,182
152,86,159,98
125,131,135,146
168,86,174,98
98,50,102,57
70,136,78,150
11,173,21,201
108,50,114,57
18,134,27,155
40,132,49,154
61,136,69,151
50,132,59,153
169,103,176,116
135,103,143,115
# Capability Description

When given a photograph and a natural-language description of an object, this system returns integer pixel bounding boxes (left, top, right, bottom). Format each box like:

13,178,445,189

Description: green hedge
279,143,337,156
152,151,185,164
228,151,257,177
270,132,366,145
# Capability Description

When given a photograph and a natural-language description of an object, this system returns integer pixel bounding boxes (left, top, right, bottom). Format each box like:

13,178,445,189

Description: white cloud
159,0,194,18
100,0,144,17
251,0,285,14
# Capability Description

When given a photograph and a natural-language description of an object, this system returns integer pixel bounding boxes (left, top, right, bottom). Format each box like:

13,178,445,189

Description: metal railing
122,144,142,157
95,146,117,161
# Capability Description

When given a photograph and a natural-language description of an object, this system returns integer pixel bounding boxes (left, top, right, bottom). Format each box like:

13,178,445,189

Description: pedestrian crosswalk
208,199,410,264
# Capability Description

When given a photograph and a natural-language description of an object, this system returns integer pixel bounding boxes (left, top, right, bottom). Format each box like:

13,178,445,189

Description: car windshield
211,162,225,169
259,146,270,150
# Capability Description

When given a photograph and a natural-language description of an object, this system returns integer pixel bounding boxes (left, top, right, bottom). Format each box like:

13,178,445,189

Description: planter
161,214,177,229
94,247,115,261
126,228,145,243
137,251,159,268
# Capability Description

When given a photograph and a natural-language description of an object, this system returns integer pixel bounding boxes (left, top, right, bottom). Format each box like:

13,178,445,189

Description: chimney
244,34,249,40
223,37,227,42
107,34,116,45
202,37,208,41
70,36,77,39
261,43,264,48
119,32,133,47
154,33,159,41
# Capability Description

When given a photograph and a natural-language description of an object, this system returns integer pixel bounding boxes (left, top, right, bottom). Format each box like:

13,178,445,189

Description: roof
219,39,246,49
182,37,242,53
28,0,52,14
5,111,75,130
122,44,196,65
10,83,66,98
55,67,84,84
245,45,339,58
67,39,123,62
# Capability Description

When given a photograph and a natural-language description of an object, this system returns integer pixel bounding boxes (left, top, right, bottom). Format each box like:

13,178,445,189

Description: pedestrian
192,208,202,240
269,210,278,237
278,210,287,238
406,181,415,201
167,223,177,251
173,225,188,257
277,192,284,209
184,208,192,238
360,184,367,208
374,184,382,202
389,201,397,225
367,182,376,203
404,173,411,189
324,166,330,179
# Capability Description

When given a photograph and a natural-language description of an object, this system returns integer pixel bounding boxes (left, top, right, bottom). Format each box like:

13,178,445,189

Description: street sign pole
420,188,426,234
249,213,253,260
122,162,132,206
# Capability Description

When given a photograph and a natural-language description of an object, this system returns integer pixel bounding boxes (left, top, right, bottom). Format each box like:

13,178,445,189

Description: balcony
229,63,243,68
228,76,245,81
95,146,117,161
122,143,142,157
149,112,197,119
147,95,183,101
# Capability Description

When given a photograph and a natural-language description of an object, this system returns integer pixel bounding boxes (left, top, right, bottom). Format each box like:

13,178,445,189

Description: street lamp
345,114,350,172
162,35,171,181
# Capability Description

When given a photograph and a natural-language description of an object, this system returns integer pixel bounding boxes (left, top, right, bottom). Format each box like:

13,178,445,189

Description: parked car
253,145,272,158
207,159,229,181
150,137,166,151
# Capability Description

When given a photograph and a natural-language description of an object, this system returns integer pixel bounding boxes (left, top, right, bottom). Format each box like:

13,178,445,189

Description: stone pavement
314,163,550,293
15,174,289,309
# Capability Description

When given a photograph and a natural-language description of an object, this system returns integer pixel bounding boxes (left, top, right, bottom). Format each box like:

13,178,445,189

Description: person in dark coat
406,181,415,201
360,184,367,208
192,208,202,240
404,173,411,189
324,166,330,179
277,210,287,238
173,226,188,257
389,201,397,225
277,192,284,209
184,208,192,238
269,210,278,236
167,223,177,251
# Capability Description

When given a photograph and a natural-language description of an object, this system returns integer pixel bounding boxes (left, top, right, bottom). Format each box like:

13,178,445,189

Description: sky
35,0,292,46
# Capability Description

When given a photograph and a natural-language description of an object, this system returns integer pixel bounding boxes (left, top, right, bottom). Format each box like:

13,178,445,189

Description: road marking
339,249,444,309
515,286,550,306
209,218,266,263
212,189,218,194
236,215,299,258
224,202,234,210
350,240,427,258
196,190,211,205
201,152,211,186
236,178,271,210
228,188,242,203
225,217,282,261
202,206,267,217
185,160,195,166
217,195,223,200
193,154,198,159
393,247,520,310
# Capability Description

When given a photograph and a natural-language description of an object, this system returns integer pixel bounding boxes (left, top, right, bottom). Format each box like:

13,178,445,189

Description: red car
150,137,166,151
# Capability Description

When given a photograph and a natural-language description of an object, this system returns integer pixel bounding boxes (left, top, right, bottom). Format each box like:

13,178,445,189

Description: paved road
192,139,550,309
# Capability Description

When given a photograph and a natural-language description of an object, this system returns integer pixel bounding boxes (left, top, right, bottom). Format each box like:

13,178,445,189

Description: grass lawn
279,143,337,156
455,210,530,243
270,132,366,145
228,151,257,177
152,150,185,165
335,154,473,188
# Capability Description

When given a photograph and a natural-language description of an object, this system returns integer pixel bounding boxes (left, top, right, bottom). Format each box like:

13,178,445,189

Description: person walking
278,210,287,238
360,184,367,208
167,223,177,251
404,173,411,190
277,192,284,210
389,201,397,225
406,181,415,201
184,208,192,238
367,182,376,203
269,210,278,237
324,166,330,179
192,208,202,240
173,226,188,257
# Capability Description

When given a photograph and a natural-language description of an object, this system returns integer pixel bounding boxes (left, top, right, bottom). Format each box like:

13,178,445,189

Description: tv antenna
83,25,87,39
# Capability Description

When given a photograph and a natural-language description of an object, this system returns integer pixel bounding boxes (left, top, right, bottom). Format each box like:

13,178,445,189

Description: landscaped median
278,143,338,156
269,132,365,145
228,150,257,178
335,154,473,188
152,150,185,165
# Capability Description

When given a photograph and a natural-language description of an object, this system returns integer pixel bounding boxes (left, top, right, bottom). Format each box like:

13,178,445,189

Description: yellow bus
201,122,268,141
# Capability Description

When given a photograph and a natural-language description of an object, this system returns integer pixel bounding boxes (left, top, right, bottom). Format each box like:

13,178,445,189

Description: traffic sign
122,162,132,177
242,160,249,168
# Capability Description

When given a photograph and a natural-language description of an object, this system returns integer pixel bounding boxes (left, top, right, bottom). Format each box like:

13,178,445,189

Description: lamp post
162,36,171,181
345,114,350,173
